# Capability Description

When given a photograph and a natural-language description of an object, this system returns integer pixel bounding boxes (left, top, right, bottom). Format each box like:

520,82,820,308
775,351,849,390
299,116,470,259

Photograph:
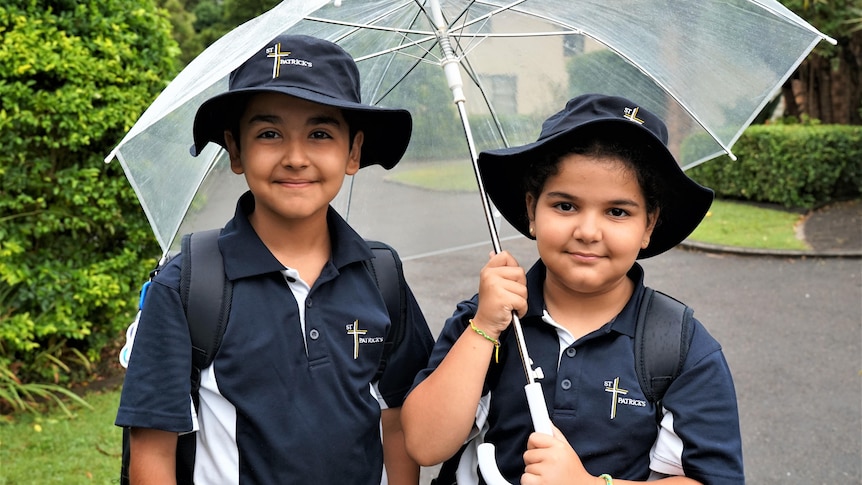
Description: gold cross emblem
346,320,367,359
266,42,292,79
604,377,629,419
623,107,645,124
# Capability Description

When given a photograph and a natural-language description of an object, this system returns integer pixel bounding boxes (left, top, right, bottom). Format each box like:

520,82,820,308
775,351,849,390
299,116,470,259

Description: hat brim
478,119,713,259
191,86,412,170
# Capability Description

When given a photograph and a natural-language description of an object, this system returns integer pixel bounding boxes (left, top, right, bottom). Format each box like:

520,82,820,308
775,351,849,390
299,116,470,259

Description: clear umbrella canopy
106,0,834,257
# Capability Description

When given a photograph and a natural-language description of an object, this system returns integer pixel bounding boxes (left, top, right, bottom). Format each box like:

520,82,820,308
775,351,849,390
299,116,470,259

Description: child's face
526,153,657,297
224,93,362,226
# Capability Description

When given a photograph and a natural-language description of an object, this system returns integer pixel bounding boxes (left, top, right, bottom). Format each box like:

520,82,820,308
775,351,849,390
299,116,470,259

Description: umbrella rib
304,16,442,64
367,8,441,105
304,16,434,36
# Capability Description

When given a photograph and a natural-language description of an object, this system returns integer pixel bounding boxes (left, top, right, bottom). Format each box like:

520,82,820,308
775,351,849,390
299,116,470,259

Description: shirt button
306,298,312,308
565,347,577,358
309,329,319,340
560,379,572,390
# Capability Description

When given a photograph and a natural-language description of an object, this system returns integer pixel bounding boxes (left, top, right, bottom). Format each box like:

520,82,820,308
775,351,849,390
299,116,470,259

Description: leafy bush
0,0,175,392
687,124,862,209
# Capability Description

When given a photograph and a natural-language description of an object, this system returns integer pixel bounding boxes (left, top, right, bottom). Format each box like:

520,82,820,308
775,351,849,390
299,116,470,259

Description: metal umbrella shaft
429,6,553,482
429,0,543,389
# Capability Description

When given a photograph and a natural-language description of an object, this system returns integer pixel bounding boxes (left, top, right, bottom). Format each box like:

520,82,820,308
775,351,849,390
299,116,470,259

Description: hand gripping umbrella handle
477,382,553,485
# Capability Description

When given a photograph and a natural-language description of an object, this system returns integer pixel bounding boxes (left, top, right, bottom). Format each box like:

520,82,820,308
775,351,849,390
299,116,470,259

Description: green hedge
0,0,175,388
687,124,862,209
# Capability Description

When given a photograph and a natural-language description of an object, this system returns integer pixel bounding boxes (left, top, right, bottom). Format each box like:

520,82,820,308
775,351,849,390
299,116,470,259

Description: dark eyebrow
246,114,342,127
246,114,281,125
545,191,641,208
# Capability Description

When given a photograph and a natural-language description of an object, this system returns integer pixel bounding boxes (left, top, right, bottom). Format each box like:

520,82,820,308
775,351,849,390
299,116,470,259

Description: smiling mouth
276,179,313,186
569,251,602,260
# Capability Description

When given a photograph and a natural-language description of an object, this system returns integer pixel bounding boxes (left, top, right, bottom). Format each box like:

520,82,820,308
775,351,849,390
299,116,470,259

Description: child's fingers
486,250,521,268
526,425,564,450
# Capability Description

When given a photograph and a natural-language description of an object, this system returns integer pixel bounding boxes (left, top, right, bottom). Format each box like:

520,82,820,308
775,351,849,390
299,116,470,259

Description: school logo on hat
623,106,645,124
266,42,312,78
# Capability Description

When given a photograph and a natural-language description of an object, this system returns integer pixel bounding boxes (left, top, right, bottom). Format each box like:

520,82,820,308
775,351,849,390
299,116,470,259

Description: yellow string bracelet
469,319,500,363
599,474,613,485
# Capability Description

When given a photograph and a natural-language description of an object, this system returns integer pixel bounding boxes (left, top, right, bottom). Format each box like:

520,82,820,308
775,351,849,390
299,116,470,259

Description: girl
402,94,743,485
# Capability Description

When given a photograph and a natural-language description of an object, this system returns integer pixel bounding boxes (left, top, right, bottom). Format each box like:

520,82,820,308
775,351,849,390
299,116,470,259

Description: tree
0,0,175,385
158,0,202,65
188,0,280,54
780,0,862,124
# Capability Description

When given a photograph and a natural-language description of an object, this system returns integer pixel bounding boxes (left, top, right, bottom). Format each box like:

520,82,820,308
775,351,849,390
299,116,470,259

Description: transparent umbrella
105,0,834,258
104,1,833,481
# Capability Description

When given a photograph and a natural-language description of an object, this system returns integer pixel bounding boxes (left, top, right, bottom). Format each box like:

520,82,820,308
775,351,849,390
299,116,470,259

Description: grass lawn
687,199,808,250
0,389,122,484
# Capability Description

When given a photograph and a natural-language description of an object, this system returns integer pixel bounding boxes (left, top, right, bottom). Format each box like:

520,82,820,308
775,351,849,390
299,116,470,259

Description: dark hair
227,94,361,152
523,125,666,227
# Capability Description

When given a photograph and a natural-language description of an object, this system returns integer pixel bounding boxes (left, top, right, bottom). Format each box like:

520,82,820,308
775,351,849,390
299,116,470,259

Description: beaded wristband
469,319,500,363
599,474,613,485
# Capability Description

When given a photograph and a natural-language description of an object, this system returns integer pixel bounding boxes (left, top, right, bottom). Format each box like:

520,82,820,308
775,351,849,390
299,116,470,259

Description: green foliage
781,0,860,41
0,0,170,390
190,0,280,53
158,0,201,65
687,124,862,209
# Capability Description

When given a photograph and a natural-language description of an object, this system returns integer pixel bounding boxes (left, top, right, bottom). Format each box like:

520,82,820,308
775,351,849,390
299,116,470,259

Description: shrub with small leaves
0,0,175,389
687,124,862,209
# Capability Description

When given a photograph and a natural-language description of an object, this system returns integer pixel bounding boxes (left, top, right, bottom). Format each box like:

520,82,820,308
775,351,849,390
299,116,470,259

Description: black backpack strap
180,229,232,372
362,240,407,380
176,229,232,485
634,288,694,404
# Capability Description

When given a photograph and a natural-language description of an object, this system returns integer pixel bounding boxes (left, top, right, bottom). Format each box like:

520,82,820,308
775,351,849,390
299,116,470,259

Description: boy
116,34,434,484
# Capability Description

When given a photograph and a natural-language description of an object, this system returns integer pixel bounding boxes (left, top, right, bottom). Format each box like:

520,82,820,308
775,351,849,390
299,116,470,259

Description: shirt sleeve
115,259,196,432
375,282,435,407
653,319,745,485
409,296,479,393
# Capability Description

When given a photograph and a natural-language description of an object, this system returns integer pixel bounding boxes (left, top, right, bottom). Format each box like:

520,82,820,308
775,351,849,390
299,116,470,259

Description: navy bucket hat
191,34,412,169
478,94,714,259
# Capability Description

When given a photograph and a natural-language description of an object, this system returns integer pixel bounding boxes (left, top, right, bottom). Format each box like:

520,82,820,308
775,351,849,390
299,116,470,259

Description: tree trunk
782,30,861,125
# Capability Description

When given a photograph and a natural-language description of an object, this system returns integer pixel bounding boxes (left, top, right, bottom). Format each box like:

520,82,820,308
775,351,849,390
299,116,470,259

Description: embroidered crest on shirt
346,320,384,359
604,377,647,419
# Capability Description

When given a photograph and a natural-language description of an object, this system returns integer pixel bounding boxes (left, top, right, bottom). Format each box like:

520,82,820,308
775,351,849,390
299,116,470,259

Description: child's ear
643,209,660,248
525,193,537,222
224,130,243,174
346,131,364,176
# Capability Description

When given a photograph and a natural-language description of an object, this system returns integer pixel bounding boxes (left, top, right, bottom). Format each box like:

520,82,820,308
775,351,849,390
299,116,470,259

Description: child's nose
572,212,601,242
281,141,310,168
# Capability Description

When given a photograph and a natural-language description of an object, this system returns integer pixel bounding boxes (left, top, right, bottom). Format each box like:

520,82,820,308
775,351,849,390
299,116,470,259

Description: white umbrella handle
477,382,553,484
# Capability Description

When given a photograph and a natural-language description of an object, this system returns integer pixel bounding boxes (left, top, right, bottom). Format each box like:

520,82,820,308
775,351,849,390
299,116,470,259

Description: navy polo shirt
413,260,743,485
117,192,433,484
